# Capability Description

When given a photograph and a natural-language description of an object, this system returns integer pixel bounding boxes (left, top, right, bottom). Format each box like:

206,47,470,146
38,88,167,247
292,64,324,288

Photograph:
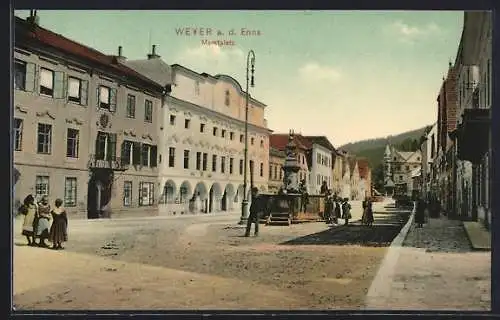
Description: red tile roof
270,133,311,151
15,16,163,91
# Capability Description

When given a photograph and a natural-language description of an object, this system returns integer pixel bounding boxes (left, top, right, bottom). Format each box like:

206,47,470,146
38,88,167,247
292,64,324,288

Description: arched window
180,186,188,203
165,185,175,204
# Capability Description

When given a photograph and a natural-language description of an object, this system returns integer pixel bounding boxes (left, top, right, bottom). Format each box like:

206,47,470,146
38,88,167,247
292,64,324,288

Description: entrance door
87,169,113,219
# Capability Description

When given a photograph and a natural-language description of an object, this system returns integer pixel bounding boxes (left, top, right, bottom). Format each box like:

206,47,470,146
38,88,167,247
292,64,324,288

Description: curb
364,202,416,310
463,221,491,252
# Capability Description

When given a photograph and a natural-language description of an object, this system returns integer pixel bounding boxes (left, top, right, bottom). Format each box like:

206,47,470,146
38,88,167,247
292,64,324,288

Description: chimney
27,10,40,26
115,45,127,61
147,44,161,60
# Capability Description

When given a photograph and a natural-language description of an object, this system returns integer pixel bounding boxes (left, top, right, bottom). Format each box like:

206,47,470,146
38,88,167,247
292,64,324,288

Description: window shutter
53,71,65,99
110,88,117,112
80,80,89,106
132,142,141,165
25,62,36,92
120,141,128,164
96,86,100,109
107,133,117,161
138,183,143,206
150,145,158,167
94,133,101,160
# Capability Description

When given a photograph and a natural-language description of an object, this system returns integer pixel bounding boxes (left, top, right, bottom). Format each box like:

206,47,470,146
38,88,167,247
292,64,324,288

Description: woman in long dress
20,195,37,246
49,198,68,250
35,196,51,247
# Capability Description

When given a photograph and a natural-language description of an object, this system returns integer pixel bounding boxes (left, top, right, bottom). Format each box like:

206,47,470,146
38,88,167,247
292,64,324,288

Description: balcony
88,154,130,171
456,108,491,164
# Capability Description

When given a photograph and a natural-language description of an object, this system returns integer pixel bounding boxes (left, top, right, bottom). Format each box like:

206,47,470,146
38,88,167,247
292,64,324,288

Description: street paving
13,200,463,310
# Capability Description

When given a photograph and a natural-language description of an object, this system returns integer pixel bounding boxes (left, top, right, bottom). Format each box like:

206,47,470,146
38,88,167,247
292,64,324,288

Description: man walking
245,187,263,237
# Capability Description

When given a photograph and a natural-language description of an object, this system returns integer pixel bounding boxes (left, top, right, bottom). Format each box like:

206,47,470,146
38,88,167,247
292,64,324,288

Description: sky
14,10,464,146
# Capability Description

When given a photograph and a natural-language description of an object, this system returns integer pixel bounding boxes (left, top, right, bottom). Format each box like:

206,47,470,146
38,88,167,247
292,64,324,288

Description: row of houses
12,12,372,219
419,11,492,229
268,134,372,201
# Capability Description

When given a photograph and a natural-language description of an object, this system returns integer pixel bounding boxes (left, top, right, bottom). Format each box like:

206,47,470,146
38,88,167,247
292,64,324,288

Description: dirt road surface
13,201,410,310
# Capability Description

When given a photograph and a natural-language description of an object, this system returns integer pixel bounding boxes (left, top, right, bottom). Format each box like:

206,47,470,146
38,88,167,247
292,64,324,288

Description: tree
373,163,385,192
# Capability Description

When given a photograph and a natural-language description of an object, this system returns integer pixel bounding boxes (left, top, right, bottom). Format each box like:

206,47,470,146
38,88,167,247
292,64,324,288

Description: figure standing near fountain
341,198,352,225
245,187,263,237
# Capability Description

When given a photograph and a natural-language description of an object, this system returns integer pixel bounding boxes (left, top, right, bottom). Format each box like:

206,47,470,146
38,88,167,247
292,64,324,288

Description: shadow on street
280,211,411,247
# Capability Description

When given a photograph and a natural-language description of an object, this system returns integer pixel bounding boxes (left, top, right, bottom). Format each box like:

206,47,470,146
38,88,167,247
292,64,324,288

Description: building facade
14,14,165,218
357,158,372,199
268,147,286,193
303,136,336,195
130,61,272,215
384,144,422,197
348,158,361,200
453,11,492,227
331,151,345,196
420,123,437,201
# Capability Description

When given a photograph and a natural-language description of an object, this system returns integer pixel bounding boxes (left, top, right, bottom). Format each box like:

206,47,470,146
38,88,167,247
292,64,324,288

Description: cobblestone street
14,201,411,310
366,215,491,311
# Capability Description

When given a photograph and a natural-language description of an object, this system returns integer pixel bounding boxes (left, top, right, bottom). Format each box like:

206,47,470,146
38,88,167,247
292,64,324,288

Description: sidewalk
365,215,491,310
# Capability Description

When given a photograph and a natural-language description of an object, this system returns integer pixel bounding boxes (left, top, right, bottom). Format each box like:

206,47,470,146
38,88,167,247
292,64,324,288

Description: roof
357,158,370,179
123,58,173,87
397,151,415,160
270,147,286,157
303,136,337,152
15,16,163,92
270,133,311,151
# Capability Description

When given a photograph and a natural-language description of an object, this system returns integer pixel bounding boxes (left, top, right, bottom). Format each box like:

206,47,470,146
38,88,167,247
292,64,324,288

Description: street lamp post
239,50,256,225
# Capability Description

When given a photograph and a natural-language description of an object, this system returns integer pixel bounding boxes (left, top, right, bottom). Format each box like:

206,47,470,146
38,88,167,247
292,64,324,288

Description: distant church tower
383,143,392,182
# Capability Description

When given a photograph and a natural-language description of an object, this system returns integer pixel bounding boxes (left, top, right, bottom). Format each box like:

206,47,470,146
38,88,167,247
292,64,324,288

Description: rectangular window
260,140,264,148
37,123,52,154
269,165,273,179
123,181,132,206
274,166,278,180
184,150,190,169
213,127,218,136
168,147,175,167
139,182,155,206
240,134,244,143
99,85,110,109
202,153,208,171
35,175,49,198
185,119,190,129
121,141,133,165
260,162,264,177
14,60,26,91
221,129,226,138
229,158,234,174
14,118,23,151
212,155,217,172
250,137,254,145
170,115,176,125
221,156,226,173
141,144,150,166
249,160,254,176
230,132,234,140
66,128,79,158
196,152,201,170
40,68,54,96
126,94,136,118
200,123,205,133
144,99,153,122
239,159,243,175
95,132,107,160
64,177,77,207
68,77,82,103
279,168,283,180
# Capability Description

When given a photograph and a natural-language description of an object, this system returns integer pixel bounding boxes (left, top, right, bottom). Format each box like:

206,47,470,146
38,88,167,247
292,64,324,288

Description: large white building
303,136,336,195
125,52,271,215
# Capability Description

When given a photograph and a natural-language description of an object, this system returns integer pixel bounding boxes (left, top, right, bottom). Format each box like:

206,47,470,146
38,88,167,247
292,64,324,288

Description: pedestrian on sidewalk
341,198,352,226
49,199,68,250
334,197,341,225
245,187,264,237
20,194,37,246
415,197,426,228
35,196,51,248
